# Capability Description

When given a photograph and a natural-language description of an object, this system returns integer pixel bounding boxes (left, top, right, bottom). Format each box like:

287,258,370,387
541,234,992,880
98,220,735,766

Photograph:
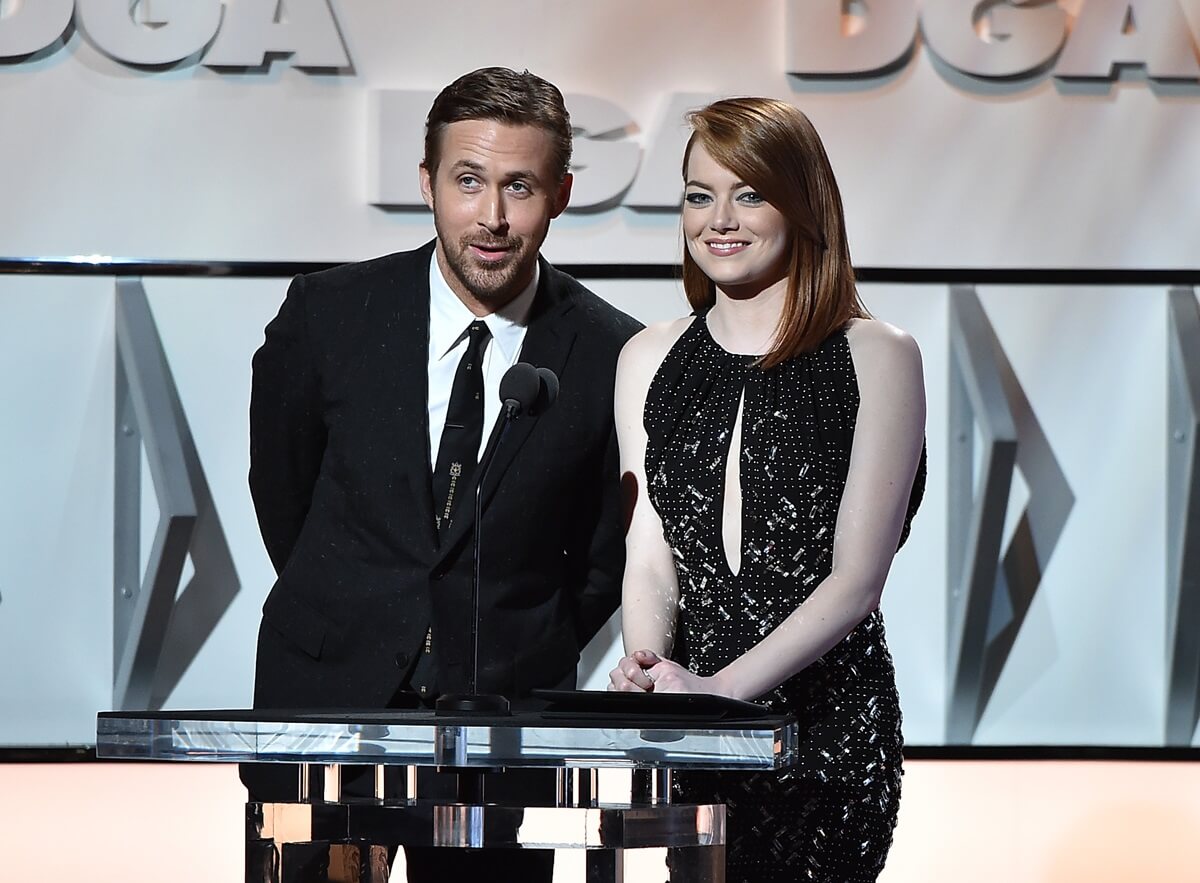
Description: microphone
436,362,560,717
499,361,541,417
533,366,559,415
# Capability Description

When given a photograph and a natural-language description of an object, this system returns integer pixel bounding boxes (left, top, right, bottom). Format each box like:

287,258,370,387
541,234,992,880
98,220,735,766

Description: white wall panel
4,275,1185,746
0,276,113,744
0,1,1196,266
970,286,1168,744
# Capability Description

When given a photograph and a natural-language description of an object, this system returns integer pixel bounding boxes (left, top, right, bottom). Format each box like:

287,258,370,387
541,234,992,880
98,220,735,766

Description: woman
608,97,926,882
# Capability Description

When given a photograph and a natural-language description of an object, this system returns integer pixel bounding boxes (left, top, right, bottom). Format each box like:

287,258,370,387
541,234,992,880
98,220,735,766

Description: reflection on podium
96,697,796,883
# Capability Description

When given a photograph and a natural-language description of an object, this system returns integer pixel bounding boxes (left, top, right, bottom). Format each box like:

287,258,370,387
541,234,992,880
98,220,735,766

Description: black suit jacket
247,241,641,713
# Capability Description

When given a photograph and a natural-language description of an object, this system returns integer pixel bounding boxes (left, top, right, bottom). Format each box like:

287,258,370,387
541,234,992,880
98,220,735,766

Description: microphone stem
469,401,517,696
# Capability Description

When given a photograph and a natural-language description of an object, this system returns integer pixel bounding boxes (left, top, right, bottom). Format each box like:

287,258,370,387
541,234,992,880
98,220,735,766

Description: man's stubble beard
436,224,537,307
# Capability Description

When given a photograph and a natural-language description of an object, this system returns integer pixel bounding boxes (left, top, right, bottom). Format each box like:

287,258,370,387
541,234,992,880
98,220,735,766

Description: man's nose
478,189,508,234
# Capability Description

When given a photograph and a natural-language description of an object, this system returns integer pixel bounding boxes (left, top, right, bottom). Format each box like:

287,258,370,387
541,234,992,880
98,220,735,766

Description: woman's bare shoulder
844,317,921,372
618,315,695,380
844,318,924,410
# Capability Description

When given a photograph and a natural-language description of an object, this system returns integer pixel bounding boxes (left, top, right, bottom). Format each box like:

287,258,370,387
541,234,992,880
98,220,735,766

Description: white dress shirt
427,252,539,465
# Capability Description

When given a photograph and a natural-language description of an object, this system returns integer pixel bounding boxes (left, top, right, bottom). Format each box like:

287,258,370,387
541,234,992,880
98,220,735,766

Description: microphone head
533,367,560,415
499,362,541,416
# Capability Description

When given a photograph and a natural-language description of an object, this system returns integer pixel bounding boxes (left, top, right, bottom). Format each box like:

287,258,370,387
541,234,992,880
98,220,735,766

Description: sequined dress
644,315,925,883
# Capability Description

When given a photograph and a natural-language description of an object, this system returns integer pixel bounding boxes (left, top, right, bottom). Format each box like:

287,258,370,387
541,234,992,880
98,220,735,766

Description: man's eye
459,176,480,189
508,181,530,194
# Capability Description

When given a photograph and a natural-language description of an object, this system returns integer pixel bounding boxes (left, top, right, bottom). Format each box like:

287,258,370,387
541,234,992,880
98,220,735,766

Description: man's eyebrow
450,159,486,174
448,161,542,184
505,169,539,181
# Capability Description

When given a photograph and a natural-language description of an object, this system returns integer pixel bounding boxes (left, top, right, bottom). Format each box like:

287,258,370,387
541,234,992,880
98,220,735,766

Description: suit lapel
372,243,439,553
434,259,578,563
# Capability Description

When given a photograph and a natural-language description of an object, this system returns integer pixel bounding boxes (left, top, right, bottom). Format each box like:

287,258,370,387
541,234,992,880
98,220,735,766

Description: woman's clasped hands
607,649,722,694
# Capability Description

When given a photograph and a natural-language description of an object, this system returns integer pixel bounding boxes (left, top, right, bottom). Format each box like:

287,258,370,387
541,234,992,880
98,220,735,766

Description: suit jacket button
394,651,410,668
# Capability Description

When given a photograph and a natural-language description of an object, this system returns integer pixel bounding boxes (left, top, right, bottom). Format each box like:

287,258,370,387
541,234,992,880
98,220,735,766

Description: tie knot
460,320,491,357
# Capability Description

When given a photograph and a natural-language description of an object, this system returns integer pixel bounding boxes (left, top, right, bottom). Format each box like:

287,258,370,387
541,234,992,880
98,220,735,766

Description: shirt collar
428,251,539,363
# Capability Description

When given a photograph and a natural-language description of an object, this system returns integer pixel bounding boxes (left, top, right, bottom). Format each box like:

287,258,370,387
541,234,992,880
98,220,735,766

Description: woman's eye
738,191,764,205
684,192,711,206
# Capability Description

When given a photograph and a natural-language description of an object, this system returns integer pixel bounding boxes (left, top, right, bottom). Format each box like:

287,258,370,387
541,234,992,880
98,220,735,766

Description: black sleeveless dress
644,315,925,883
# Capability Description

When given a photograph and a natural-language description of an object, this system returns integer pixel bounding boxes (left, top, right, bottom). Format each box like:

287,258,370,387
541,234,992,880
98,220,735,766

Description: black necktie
433,320,491,535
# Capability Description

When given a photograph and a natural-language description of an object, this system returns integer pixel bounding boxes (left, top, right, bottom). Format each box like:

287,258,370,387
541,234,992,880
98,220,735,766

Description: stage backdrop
0,0,1198,748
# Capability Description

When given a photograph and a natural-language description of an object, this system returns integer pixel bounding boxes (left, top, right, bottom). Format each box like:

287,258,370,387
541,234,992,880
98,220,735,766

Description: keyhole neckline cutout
719,386,747,578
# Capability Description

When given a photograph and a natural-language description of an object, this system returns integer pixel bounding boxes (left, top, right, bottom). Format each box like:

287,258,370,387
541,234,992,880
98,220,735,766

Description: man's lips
468,242,516,263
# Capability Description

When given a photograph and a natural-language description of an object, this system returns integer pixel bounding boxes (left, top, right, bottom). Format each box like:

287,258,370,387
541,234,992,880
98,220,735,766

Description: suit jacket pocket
262,587,338,660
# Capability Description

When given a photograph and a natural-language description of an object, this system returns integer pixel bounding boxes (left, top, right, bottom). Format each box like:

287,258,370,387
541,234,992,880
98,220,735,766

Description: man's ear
419,164,435,210
550,173,573,219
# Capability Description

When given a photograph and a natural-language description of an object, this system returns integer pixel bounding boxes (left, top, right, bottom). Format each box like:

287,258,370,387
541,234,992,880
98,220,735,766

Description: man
244,67,641,880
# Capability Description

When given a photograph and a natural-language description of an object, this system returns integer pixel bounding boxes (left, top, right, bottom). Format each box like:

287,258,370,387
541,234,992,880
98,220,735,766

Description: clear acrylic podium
97,700,797,882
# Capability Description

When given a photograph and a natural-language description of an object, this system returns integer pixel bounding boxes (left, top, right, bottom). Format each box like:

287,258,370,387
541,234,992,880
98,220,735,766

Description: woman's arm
608,319,691,692
648,319,927,699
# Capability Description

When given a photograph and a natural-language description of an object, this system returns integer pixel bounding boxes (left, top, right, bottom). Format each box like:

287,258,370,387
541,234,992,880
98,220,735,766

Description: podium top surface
96,702,798,771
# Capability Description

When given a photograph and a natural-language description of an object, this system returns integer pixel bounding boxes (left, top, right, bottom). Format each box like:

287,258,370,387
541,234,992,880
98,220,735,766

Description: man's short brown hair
423,67,573,182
